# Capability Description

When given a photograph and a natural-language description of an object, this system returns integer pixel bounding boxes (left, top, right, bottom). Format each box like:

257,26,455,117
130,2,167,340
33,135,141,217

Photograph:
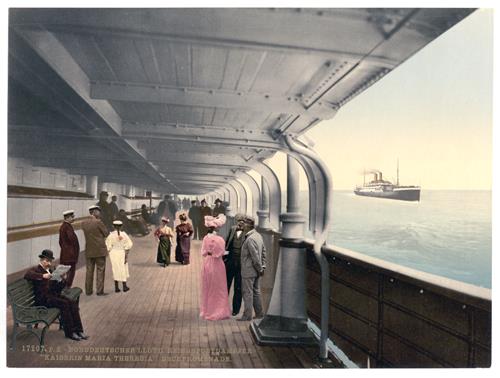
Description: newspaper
50,264,71,281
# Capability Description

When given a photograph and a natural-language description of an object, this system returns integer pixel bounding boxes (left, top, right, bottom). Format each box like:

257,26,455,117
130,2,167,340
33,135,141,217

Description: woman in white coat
106,220,133,293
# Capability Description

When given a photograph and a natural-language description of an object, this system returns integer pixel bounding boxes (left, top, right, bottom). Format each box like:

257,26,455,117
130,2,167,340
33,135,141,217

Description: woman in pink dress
200,214,231,321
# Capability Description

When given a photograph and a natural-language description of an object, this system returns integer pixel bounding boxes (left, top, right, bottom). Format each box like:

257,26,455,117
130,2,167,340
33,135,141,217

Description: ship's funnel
379,172,383,181
373,173,378,182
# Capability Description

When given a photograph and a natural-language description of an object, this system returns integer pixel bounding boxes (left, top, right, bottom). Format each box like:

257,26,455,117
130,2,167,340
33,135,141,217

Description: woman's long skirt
109,249,129,282
200,256,231,320
156,236,171,266
175,236,183,263
175,236,191,264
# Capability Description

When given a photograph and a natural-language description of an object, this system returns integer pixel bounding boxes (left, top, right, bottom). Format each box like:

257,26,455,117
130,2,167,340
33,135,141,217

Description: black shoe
67,333,82,341
237,316,252,321
85,292,93,296
254,314,264,319
123,284,130,292
96,292,108,296
232,312,238,316
77,332,89,340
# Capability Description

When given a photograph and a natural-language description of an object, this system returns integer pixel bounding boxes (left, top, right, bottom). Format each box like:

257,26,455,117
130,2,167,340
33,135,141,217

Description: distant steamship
354,162,420,202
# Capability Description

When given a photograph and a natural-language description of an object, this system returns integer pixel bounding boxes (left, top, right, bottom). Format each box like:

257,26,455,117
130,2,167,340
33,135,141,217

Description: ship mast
397,159,399,186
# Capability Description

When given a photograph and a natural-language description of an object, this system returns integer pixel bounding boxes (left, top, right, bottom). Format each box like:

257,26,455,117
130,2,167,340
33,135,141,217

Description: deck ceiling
8,8,475,194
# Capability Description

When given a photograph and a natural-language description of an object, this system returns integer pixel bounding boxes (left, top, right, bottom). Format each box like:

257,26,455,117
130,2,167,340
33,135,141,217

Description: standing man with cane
82,205,109,296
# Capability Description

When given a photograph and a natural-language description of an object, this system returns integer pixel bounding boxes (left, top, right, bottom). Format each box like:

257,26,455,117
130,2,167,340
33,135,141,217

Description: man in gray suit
238,216,266,321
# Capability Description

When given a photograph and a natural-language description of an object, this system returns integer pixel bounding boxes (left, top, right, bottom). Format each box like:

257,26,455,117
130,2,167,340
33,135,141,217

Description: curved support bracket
283,135,332,245
221,187,230,203
281,153,318,233
230,179,248,215
239,173,261,220
253,161,281,230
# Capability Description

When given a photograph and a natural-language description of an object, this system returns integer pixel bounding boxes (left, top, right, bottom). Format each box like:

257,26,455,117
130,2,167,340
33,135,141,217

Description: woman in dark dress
154,217,174,267
175,213,194,264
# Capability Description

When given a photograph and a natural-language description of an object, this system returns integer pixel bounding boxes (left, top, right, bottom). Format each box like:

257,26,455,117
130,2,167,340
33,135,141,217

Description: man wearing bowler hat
81,205,109,296
24,249,88,341
213,198,226,217
58,210,80,288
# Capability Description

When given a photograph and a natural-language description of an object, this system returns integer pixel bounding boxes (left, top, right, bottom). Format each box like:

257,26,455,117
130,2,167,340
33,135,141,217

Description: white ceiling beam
91,81,337,119
125,123,281,149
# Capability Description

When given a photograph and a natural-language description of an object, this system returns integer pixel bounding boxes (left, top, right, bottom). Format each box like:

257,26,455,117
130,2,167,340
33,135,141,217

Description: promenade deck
7,231,322,368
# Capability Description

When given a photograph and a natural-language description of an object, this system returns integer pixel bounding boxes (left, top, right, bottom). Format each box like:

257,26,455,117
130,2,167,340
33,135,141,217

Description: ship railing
300,238,491,368
257,227,491,368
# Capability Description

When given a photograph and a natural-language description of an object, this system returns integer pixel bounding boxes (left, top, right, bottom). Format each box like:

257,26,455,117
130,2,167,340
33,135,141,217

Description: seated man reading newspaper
24,249,89,341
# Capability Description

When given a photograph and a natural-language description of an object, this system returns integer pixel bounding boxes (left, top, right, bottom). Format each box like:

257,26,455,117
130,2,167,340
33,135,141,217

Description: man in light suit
238,216,266,321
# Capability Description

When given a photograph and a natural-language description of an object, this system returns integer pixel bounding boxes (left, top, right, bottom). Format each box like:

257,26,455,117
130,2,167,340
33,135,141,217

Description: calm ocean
299,190,492,288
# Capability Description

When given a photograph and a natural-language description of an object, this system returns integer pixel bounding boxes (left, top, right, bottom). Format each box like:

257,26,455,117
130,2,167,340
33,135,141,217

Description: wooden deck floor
7,231,321,368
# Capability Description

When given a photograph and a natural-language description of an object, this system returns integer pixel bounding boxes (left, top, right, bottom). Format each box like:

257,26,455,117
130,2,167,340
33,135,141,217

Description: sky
267,9,493,190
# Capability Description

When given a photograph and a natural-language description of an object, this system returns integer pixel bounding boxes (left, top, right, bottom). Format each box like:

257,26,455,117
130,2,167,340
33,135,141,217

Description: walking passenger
58,210,80,288
175,213,194,264
97,191,113,231
155,217,174,267
188,200,201,240
109,195,119,221
156,195,168,225
199,214,231,321
81,205,109,296
199,199,212,238
106,220,133,293
213,198,226,216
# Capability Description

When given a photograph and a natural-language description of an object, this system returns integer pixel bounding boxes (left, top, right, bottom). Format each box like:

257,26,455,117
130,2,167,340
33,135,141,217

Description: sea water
300,190,491,288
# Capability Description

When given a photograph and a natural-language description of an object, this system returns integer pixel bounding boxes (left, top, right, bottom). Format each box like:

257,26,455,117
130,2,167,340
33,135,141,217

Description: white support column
225,185,238,217
86,175,98,199
256,175,271,230
251,155,315,346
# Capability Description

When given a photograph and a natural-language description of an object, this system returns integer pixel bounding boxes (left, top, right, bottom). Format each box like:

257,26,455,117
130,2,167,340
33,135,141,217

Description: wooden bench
7,278,82,351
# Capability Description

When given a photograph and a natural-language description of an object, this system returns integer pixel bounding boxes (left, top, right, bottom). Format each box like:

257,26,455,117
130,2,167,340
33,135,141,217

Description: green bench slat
7,278,82,350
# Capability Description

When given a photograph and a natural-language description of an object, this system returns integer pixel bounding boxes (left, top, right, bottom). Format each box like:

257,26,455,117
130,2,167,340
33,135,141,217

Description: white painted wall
8,157,87,192
7,158,164,275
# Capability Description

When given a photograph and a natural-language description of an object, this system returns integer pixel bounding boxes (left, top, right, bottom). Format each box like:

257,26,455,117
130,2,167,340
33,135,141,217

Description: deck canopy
8,8,474,195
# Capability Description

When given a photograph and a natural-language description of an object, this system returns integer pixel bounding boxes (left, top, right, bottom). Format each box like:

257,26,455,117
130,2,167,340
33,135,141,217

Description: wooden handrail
8,185,94,199
7,208,154,243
